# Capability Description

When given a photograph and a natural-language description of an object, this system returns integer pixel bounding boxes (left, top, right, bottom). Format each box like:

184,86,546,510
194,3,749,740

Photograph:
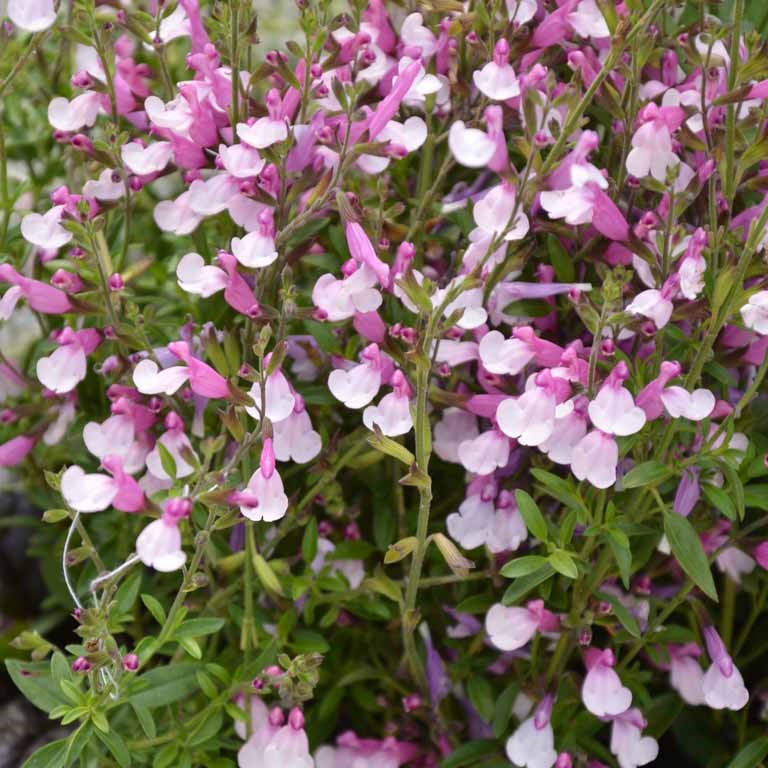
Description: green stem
401,330,435,687
723,0,744,205
0,115,9,252
230,0,240,131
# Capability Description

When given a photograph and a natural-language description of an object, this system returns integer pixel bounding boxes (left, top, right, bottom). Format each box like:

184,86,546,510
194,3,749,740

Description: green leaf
440,741,498,768
514,490,548,542
702,484,737,521
290,629,330,654
548,550,578,579
128,663,202,709
179,637,202,659
155,440,178,480
302,518,319,563
175,618,226,639
6,659,68,713
608,531,632,589
20,740,68,768
96,727,131,767
491,682,519,739
141,594,167,626
725,736,768,768
115,571,142,614
664,513,718,601
547,233,575,282
744,484,768,511
187,707,224,747
131,701,156,739
500,555,549,578
252,554,284,596
721,462,745,520
467,675,495,723
622,461,671,489
530,469,583,511
366,428,416,465
502,565,555,605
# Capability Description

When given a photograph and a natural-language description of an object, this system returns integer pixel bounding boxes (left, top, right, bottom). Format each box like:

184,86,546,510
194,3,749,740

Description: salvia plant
2,0,768,766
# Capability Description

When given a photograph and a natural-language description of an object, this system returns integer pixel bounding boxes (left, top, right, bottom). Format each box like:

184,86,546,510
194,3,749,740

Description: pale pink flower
457,428,510,475
473,39,520,101
434,408,479,464
506,696,558,768
581,648,632,717
231,209,278,269
447,495,495,550
47,92,102,131
36,328,100,394
153,191,203,235
237,89,288,149
328,344,387,409
145,413,198,481
19,205,73,250
61,456,144,513
400,13,437,58
235,439,289,523
313,263,382,322
568,0,610,38
539,397,589,465
479,326,563,375
245,364,296,424
625,104,684,182
570,430,618,489
702,626,749,711
0,264,72,316
363,370,413,437
740,290,768,334
448,121,497,168
312,538,364,589
133,340,230,399
609,709,659,768
588,362,646,436
83,413,149,475
218,143,265,178
668,644,705,706
486,600,556,652
273,400,322,464
136,498,190,572
660,386,715,421
121,141,174,176
8,0,57,31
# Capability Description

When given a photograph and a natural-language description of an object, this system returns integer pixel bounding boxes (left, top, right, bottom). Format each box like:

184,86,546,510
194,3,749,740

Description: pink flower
153,191,203,235
457,427,511,475
581,648,632,717
245,363,296,424
568,0,610,38
235,439,289,522
346,222,390,287
659,386,715,421
570,430,618,489
272,397,322,464
231,209,278,269
505,695,558,768
486,600,557,652
668,644,705,705
316,732,416,768
608,709,659,768
36,328,100,394
145,413,198,481
480,326,564,375
625,104,684,182
237,89,288,149
0,434,36,467
626,276,679,330
363,369,413,437
497,370,571,447
448,120,497,168
433,408,479,464
242,708,313,768
473,39,520,101
540,164,629,241
18,205,73,250
755,541,768,570
61,456,144,513
313,263,382,322
177,252,260,317
702,626,749,711
0,264,73,317
540,396,589,465
328,344,388,409
8,0,57,31
133,341,230,399
47,92,102,132
588,362,646,436
83,411,150,475
136,498,190,572
121,141,173,176
740,290,768,334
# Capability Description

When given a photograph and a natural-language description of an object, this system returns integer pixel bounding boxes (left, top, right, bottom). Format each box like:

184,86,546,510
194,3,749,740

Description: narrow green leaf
548,550,578,579
622,461,671,489
502,565,555,605
514,490,548,542
500,555,549,579
725,736,768,768
664,513,718,601
141,594,167,626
